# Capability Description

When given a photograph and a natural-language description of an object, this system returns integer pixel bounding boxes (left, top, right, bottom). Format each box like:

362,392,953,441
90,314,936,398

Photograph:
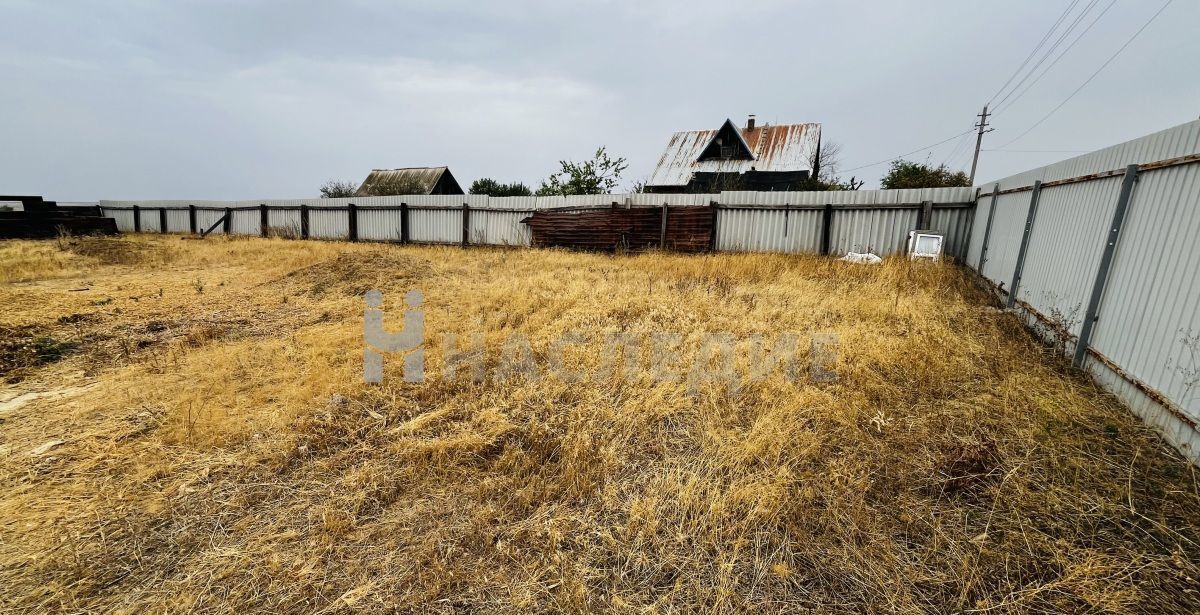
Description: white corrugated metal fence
99,187,974,258
968,119,1200,465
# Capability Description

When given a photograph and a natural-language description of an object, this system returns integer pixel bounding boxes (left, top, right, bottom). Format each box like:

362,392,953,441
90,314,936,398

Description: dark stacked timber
527,206,712,253
0,196,118,239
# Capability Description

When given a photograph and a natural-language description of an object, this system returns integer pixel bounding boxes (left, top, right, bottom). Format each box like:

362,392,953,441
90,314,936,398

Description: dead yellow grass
0,234,1197,613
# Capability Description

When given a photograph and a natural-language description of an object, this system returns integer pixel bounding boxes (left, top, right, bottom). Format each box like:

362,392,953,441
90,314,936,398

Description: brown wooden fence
527,205,714,252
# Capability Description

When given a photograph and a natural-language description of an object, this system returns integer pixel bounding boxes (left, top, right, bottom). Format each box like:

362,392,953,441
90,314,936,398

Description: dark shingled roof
354,166,462,196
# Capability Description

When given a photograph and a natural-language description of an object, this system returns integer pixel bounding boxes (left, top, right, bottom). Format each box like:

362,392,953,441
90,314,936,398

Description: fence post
820,204,833,255
222,207,232,234
259,204,269,237
1073,165,1140,368
188,205,197,234
915,200,932,230
659,202,669,249
157,208,167,234
299,204,310,240
133,205,141,232
962,187,982,259
347,203,358,241
400,202,409,243
461,202,470,247
709,200,719,252
909,200,933,254
1007,181,1043,308
976,183,1001,272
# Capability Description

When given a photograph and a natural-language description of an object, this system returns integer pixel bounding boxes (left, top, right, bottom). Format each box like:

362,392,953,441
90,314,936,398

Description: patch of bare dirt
270,251,433,297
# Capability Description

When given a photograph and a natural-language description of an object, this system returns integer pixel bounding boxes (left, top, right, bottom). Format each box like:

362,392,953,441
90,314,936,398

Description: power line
940,129,976,168
950,134,976,169
840,129,976,174
985,0,1082,107
949,139,980,171
983,148,1090,153
994,0,1118,116
998,0,1174,149
992,0,1103,112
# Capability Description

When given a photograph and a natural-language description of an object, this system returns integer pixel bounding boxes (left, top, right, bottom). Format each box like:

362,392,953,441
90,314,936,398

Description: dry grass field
0,234,1198,613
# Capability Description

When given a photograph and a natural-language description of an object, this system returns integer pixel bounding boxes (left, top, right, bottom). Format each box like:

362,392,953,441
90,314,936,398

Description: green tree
535,147,628,196
319,179,358,198
469,178,533,197
880,160,970,189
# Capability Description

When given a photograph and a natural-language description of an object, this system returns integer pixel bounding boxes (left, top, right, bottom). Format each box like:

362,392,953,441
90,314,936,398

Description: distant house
354,166,464,196
645,116,821,193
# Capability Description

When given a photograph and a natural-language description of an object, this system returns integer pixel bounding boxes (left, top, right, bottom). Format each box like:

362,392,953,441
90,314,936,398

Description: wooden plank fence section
527,205,713,252
0,195,118,239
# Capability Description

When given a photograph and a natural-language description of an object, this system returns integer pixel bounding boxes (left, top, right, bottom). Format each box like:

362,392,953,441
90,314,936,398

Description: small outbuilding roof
355,166,463,196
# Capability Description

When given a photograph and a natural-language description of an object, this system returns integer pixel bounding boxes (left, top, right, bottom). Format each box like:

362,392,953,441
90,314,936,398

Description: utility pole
968,105,993,185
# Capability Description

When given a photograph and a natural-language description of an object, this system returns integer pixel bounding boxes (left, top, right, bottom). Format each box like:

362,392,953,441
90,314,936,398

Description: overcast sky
1,0,1196,201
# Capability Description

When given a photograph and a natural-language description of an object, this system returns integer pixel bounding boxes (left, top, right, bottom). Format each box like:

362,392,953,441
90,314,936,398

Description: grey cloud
1,0,1196,200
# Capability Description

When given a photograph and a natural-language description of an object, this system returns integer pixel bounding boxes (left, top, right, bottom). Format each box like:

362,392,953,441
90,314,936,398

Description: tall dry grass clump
0,234,1197,613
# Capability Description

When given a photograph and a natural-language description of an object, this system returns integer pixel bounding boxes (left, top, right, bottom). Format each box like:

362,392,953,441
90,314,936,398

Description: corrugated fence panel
1088,161,1200,441
927,207,972,260
829,208,919,256
967,118,1200,464
406,195,490,208
309,208,349,240
268,209,302,235
1040,121,1200,184
715,208,821,253
409,209,462,243
1013,177,1123,335
165,209,191,233
977,191,1028,285
105,208,136,232
310,197,358,209
138,210,162,233
100,189,972,254
195,209,226,235
488,196,538,211
719,187,975,207
976,120,1200,197
630,193,719,207
965,190,998,267
358,209,404,241
469,210,531,246
230,210,259,236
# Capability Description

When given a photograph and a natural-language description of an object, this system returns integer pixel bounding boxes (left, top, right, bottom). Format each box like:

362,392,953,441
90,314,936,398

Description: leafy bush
536,147,627,196
881,159,970,189
469,178,533,197
319,180,358,198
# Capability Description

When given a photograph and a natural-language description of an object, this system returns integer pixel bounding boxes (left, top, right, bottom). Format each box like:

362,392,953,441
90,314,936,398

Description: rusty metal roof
355,166,451,196
647,120,821,187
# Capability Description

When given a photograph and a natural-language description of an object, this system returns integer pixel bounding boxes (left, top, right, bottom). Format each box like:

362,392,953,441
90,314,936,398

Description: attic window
698,125,753,162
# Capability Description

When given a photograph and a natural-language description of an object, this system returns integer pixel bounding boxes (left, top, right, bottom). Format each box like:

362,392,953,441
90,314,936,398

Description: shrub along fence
98,187,975,258
967,118,1200,465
